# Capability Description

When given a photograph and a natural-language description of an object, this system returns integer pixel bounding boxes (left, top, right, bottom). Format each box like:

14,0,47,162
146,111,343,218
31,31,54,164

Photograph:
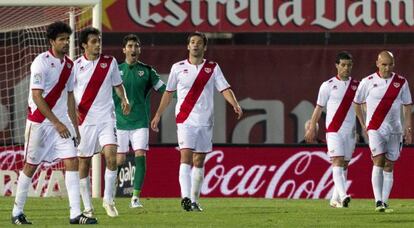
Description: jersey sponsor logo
393,82,400,88
138,70,144,77
100,63,108,69
33,73,42,85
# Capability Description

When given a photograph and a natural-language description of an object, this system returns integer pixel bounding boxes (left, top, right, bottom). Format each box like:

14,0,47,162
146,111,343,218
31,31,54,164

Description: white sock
103,168,117,204
179,163,191,199
12,171,32,217
332,166,347,200
79,177,92,210
372,166,384,202
382,171,394,204
65,171,81,219
191,167,204,203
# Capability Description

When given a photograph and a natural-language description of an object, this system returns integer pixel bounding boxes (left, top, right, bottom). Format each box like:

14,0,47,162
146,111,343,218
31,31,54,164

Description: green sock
133,156,146,197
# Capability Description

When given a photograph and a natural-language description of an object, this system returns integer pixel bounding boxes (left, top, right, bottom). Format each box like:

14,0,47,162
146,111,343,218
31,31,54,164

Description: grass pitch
1,197,414,227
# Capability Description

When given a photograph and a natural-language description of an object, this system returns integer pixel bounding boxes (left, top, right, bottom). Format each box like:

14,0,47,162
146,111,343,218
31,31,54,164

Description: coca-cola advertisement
2,145,414,198
100,0,414,32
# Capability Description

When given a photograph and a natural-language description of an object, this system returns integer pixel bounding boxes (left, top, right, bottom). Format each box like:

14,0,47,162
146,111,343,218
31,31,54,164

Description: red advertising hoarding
101,0,414,32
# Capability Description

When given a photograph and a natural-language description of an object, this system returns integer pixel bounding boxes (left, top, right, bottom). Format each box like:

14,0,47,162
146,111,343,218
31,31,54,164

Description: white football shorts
78,121,117,157
326,132,356,161
24,120,77,165
177,124,213,153
116,128,149,153
368,130,402,161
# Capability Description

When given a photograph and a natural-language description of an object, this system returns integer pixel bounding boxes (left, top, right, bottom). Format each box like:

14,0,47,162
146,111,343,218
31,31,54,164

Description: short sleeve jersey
73,54,123,125
114,61,166,130
316,76,358,133
166,59,230,127
27,50,74,124
354,72,412,133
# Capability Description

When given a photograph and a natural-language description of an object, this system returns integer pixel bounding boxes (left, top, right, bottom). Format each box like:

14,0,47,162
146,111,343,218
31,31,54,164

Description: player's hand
304,128,316,143
234,105,243,120
404,127,412,144
151,114,160,132
121,99,130,115
54,121,71,139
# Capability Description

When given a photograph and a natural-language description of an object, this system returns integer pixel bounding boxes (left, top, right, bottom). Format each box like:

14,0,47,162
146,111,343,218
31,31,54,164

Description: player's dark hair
79,27,100,50
123,34,141,47
336,51,353,64
187,31,208,46
46,21,72,41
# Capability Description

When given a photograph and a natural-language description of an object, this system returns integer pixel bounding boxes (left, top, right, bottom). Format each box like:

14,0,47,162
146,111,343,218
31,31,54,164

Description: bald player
354,50,412,213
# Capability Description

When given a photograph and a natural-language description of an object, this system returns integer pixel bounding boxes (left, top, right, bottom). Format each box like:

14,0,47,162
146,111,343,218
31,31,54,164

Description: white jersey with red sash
317,76,359,133
27,50,74,124
166,59,230,127
73,54,122,125
354,72,412,133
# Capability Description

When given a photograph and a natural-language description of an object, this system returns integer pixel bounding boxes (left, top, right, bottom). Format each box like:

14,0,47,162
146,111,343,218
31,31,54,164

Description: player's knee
23,163,38,177
116,154,126,166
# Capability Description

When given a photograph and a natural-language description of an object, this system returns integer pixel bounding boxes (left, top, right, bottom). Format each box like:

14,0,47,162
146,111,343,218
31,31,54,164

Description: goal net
0,1,100,197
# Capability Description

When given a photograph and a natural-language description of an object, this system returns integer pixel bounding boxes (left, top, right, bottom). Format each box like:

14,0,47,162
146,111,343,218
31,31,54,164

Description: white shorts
24,120,77,165
78,121,117,157
177,124,213,153
368,130,402,161
326,132,356,161
117,128,149,153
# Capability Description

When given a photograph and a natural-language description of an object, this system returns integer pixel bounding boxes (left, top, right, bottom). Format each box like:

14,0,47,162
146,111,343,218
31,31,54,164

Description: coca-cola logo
203,150,362,199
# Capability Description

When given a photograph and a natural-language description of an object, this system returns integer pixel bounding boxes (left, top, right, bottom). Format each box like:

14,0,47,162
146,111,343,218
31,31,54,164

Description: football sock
79,176,93,210
179,163,191,199
103,168,117,204
382,171,393,204
332,166,347,200
191,167,204,203
133,156,146,197
12,171,32,217
372,166,384,202
65,171,81,219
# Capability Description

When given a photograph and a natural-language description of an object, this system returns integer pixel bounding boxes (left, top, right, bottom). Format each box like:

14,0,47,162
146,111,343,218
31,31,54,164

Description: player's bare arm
32,89,71,138
354,103,367,135
151,91,174,132
114,84,130,115
304,105,323,143
221,89,243,119
403,104,412,144
67,91,80,145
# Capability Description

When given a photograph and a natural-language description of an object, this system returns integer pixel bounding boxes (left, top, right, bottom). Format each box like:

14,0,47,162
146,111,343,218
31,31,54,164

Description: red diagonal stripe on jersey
367,74,406,130
176,61,216,124
326,79,359,132
28,56,73,123
78,55,113,125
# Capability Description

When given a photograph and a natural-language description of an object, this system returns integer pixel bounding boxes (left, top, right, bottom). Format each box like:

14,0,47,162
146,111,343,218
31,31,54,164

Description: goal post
0,0,103,198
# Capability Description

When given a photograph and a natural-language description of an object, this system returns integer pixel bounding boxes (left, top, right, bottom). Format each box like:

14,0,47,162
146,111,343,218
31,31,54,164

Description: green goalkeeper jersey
114,61,165,130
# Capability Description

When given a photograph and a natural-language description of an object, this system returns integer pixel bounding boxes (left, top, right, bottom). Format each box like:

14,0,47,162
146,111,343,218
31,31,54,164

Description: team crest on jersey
51,63,55,68
373,84,378,87
204,67,211,73
100,63,107,69
183,69,188,74
351,85,357,90
332,85,337,90
393,82,400,88
66,63,72,69
138,71,144,77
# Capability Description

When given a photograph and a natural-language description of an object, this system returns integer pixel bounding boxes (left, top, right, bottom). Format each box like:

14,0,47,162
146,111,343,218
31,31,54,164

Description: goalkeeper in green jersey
113,34,166,208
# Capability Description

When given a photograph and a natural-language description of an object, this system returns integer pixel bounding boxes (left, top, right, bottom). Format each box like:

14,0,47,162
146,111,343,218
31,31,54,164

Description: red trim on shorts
103,144,118,148
61,156,78,160
179,147,194,151
25,161,40,166
23,123,32,164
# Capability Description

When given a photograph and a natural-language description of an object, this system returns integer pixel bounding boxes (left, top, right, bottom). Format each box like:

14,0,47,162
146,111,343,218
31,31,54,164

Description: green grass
1,197,414,227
